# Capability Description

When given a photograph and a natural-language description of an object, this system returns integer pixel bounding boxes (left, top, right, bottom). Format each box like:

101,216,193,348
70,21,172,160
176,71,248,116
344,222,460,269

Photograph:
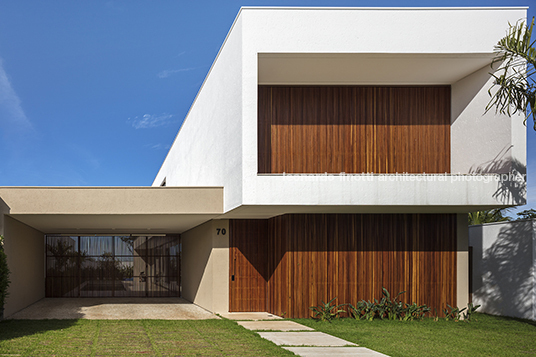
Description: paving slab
284,347,390,356
258,331,357,346
238,320,314,331
7,298,218,320
219,312,282,320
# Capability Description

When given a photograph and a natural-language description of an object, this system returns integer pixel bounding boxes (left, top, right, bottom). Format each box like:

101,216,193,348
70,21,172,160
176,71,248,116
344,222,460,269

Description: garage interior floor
6,298,218,320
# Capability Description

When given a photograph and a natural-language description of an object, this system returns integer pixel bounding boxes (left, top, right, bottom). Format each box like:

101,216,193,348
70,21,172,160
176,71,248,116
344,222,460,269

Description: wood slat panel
229,220,268,312
230,214,457,318
258,86,451,174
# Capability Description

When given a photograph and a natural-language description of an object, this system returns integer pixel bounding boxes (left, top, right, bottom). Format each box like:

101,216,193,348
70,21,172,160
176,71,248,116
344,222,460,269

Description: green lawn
293,313,536,357
0,319,294,356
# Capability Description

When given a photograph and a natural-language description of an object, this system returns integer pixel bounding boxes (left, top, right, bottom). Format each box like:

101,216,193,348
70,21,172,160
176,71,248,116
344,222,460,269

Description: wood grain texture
230,214,457,318
258,86,451,174
229,220,269,312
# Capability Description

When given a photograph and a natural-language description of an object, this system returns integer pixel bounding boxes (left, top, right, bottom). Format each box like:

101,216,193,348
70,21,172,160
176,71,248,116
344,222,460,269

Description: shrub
309,297,346,322
403,302,431,321
316,289,479,323
443,304,466,322
463,303,481,321
347,287,431,322
0,235,11,317
381,287,407,320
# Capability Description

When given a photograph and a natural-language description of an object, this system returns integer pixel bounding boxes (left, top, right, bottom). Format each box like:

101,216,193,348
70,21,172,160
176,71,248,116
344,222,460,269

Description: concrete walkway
235,316,389,357
220,312,282,320
7,298,218,320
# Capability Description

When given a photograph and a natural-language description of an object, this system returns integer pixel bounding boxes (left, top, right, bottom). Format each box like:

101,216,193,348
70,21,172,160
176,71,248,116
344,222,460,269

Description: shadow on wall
0,197,9,234
469,146,526,205
231,214,457,318
471,220,535,320
451,63,494,124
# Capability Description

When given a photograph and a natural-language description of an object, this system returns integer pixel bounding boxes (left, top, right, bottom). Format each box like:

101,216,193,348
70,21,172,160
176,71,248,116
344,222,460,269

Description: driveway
7,297,219,320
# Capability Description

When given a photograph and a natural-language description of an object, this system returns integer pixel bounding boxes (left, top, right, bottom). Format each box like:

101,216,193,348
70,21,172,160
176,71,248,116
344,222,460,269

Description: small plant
0,235,11,320
348,301,367,320
403,302,431,321
348,288,433,322
309,298,346,322
381,287,406,320
443,304,466,322
432,308,439,322
362,300,377,321
463,303,481,321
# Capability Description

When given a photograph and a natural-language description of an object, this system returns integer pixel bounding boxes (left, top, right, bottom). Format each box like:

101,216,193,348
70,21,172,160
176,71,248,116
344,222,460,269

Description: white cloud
0,58,32,129
128,113,175,129
146,143,171,150
157,66,204,78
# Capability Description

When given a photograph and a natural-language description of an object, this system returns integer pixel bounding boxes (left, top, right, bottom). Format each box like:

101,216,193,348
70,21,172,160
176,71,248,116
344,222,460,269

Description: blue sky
0,1,534,214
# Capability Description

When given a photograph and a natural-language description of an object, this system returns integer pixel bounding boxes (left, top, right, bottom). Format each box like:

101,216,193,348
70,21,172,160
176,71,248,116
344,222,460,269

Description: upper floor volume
154,7,528,213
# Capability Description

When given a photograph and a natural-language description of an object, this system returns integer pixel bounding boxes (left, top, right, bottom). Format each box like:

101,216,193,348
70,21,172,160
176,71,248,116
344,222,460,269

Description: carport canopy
0,187,224,234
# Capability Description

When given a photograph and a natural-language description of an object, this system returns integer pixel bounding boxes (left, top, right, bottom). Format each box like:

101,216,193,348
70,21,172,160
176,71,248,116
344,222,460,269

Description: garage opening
45,235,181,297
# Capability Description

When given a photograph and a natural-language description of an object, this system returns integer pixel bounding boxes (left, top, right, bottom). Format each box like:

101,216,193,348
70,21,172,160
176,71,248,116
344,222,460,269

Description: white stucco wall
451,65,526,175
241,8,526,209
155,7,527,213
469,220,536,321
153,17,243,212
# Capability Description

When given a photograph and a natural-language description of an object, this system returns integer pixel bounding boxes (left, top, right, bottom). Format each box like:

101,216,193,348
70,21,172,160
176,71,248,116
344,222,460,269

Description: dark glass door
46,235,180,297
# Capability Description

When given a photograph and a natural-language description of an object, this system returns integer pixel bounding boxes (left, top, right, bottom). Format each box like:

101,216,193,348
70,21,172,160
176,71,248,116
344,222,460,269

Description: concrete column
181,219,229,313
457,213,469,310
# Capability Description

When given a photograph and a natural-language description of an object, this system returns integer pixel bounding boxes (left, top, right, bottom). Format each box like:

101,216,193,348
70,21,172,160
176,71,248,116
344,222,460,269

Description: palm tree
486,17,536,130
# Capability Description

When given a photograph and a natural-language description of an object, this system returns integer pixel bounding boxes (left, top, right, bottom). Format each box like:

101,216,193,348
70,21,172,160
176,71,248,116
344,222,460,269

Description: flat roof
0,187,223,234
240,6,529,10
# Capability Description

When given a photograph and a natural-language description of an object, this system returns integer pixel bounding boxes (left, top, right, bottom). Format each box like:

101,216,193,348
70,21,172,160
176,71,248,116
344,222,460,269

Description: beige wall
457,213,469,310
3,216,45,317
181,220,229,313
0,187,224,234
0,187,223,215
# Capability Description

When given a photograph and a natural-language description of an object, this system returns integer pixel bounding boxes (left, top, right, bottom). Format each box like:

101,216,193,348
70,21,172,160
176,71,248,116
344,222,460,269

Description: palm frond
486,17,536,130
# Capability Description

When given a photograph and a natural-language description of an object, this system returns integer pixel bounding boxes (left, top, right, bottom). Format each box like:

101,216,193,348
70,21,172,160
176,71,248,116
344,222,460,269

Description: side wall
3,216,45,317
181,220,229,313
451,65,525,175
152,17,243,213
469,220,535,321
230,213,458,318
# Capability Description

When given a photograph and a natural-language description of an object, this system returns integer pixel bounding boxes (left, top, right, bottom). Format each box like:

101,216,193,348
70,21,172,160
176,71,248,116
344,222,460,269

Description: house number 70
216,228,226,235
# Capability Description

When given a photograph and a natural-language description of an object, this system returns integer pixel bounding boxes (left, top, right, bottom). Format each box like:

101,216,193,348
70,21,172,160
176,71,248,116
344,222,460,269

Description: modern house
0,7,527,318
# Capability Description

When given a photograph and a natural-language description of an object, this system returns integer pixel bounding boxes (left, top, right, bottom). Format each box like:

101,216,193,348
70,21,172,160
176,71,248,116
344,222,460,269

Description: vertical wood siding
229,220,269,312
258,86,451,174
229,214,457,318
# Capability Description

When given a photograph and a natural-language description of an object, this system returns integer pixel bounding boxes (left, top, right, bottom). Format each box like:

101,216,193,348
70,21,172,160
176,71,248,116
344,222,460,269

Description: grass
0,319,294,356
293,313,536,357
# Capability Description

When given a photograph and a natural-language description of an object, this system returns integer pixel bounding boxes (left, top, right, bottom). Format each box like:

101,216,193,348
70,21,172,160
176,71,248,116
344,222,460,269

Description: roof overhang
0,187,223,234
219,203,516,219
258,53,495,85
